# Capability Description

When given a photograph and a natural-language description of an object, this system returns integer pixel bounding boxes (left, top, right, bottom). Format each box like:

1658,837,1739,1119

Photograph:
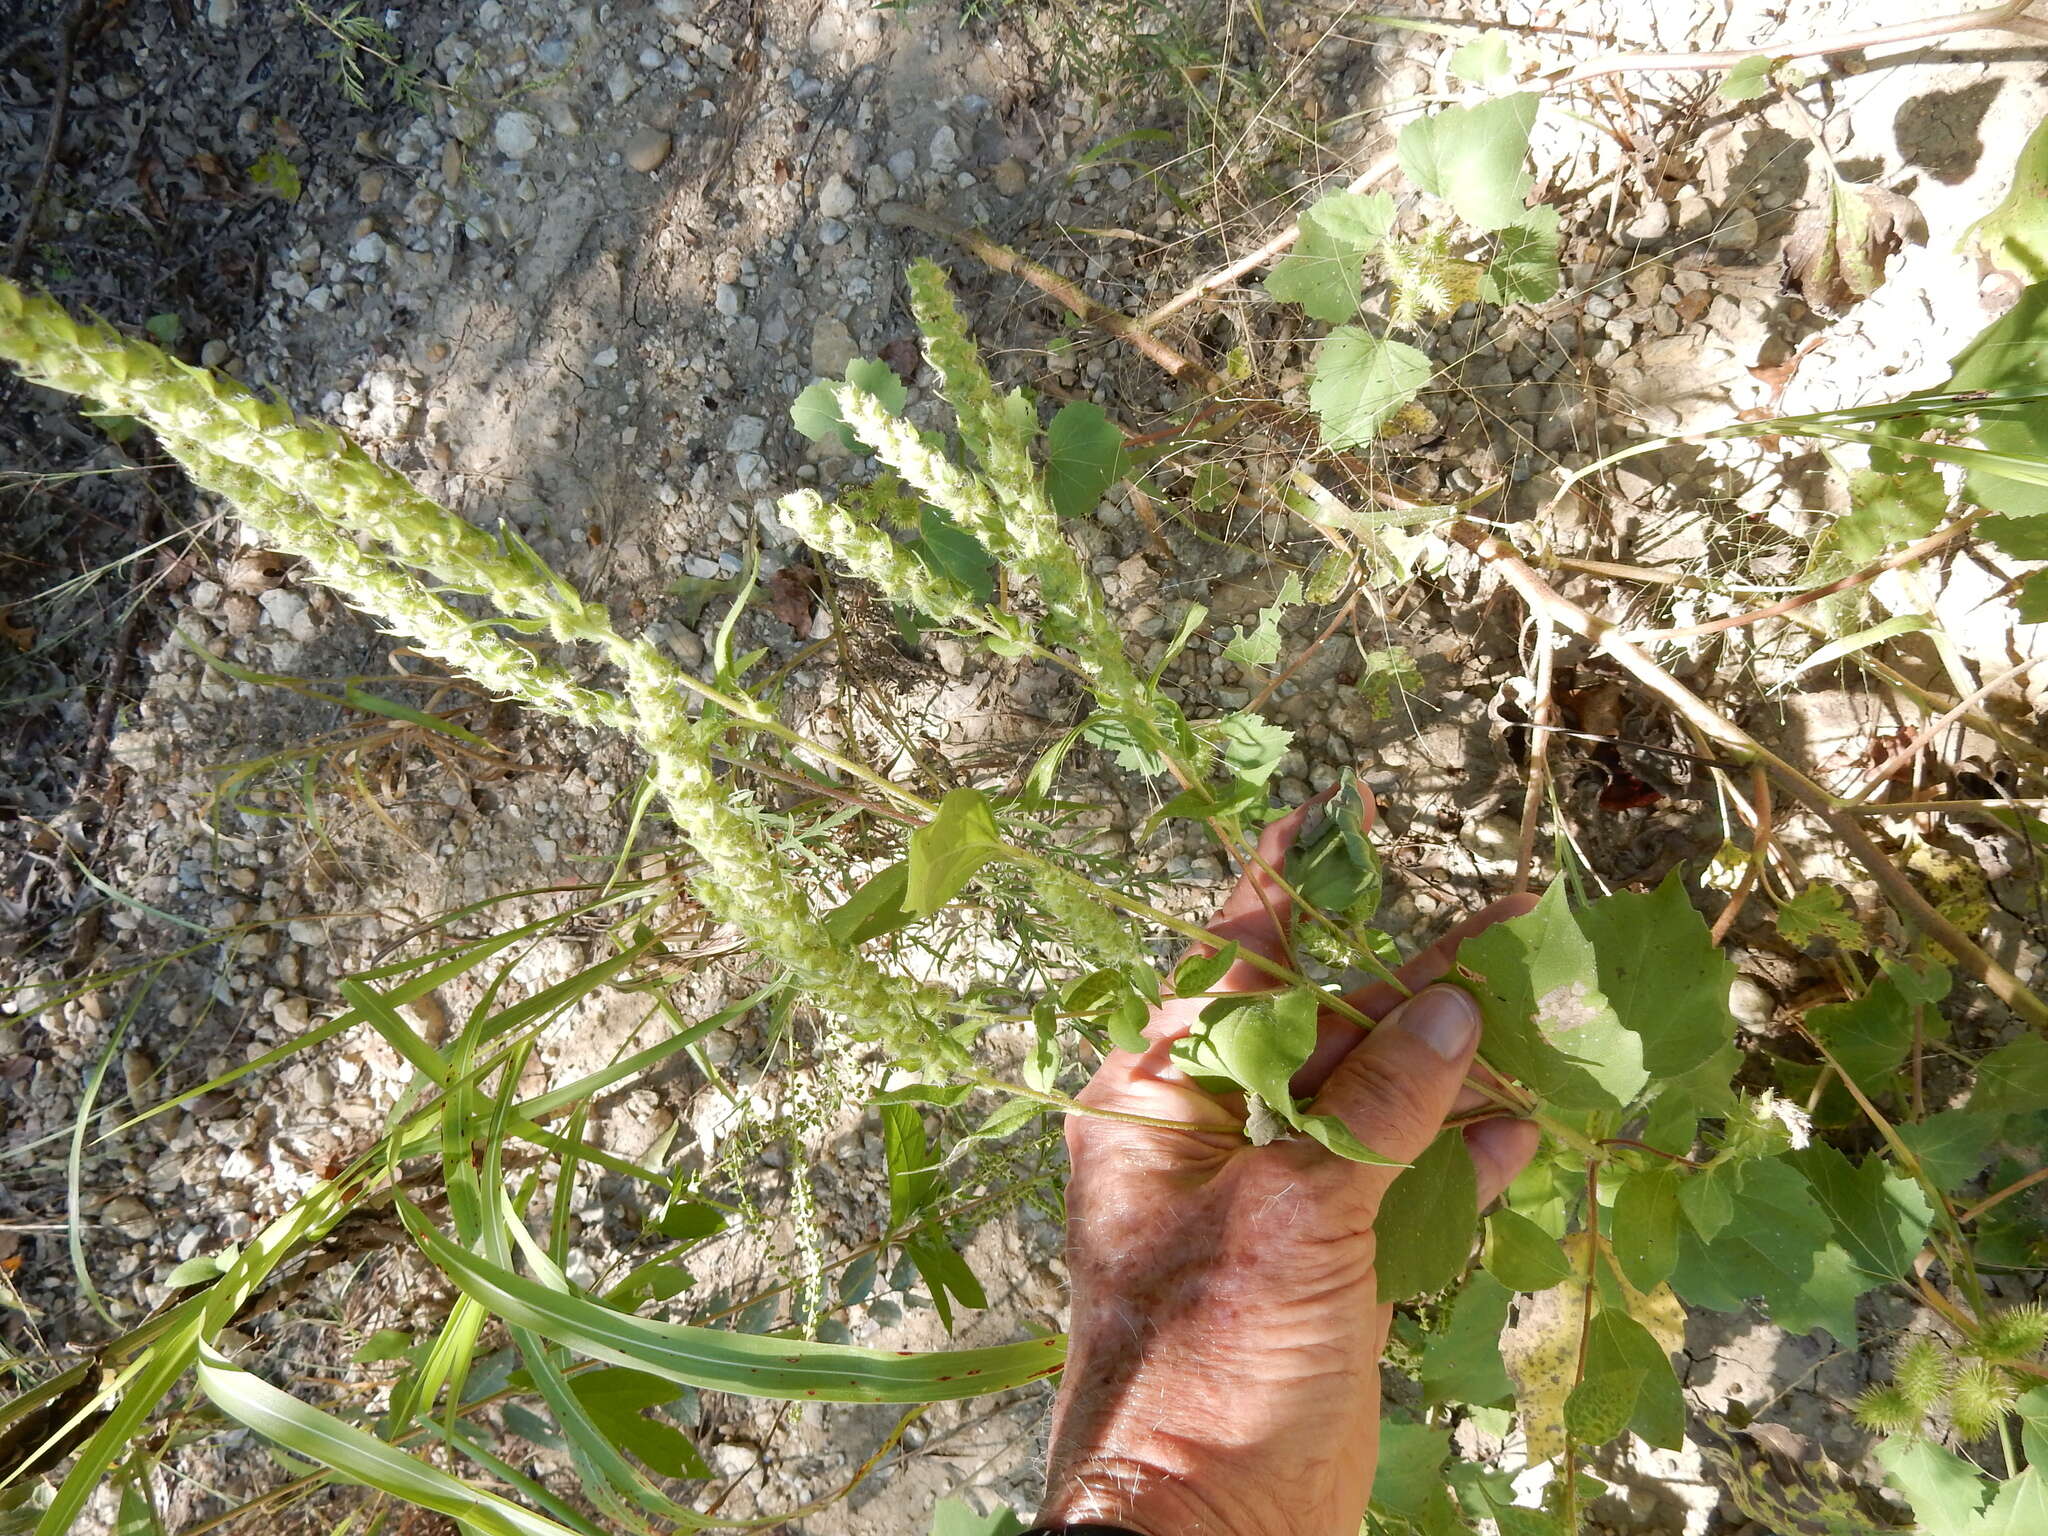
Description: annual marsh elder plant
2,264,2043,1535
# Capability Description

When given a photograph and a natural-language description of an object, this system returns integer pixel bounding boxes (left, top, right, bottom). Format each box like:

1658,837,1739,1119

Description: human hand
1038,785,1541,1536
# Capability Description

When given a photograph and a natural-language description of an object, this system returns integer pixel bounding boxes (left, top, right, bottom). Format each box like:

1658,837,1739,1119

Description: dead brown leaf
767,566,821,637
1782,178,1922,314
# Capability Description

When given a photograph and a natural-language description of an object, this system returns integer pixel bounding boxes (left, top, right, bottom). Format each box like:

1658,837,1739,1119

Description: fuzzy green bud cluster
776,487,976,621
0,277,963,1071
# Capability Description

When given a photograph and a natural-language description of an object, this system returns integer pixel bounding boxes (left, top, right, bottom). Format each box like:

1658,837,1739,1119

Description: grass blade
405,1205,1065,1403
194,1345,581,1536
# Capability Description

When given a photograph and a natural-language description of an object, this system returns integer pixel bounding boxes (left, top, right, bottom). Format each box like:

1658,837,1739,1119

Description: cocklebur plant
1264,90,1561,451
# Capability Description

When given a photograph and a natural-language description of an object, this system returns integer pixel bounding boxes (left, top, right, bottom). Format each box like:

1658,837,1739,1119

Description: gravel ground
5,1,2048,1532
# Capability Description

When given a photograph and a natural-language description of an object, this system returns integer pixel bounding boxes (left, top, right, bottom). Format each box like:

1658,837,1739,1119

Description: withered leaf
1782,178,1922,314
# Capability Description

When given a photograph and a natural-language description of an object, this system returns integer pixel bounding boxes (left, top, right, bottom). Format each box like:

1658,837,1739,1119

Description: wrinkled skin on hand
1039,785,1541,1536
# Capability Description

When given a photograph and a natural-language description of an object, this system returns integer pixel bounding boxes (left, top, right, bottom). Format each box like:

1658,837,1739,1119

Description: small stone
1712,205,1759,250
356,170,386,203
708,1443,760,1478
592,347,619,367
122,1048,156,1108
493,111,543,159
1729,976,1776,1028
930,638,967,676
992,157,1029,197
887,147,917,182
817,172,857,219
103,1196,157,1240
1623,202,1672,243
928,125,961,173
638,46,667,70
206,0,238,26
349,232,387,264
258,588,317,642
625,126,672,173
810,316,856,377
817,218,848,247
724,416,768,453
200,339,230,368
714,283,741,318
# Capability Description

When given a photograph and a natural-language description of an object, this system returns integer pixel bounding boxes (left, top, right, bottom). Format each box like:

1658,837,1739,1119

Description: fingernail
1389,985,1480,1062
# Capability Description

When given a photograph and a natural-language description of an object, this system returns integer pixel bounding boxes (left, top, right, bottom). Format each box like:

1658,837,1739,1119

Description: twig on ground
5,0,89,282
1513,612,1557,893
1618,516,1982,644
1845,655,2045,805
1247,587,1361,714
1710,766,1773,946
1548,0,2044,87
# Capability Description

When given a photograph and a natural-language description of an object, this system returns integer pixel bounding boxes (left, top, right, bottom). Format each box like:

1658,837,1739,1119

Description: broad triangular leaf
1308,327,1433,450
907,788,1004,917
1375,1129,1480,1302
1043,400,1124,520
1575,871,1734,1078
1455,882,1647,1111
1481,206,1560,305
1793,1142,1934,1282
1398,94,1540,231
1669,1156,1869,1343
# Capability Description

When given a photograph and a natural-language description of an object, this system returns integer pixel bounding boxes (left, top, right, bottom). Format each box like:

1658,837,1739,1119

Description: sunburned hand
1038,785,1541,1536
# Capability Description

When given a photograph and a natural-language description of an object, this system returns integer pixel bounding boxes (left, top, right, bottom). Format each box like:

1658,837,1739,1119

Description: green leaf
1838,466,1949,560
1482,1207,1571,1291
410,1212,1067,1403
1173,942,1240,998
1455,882,1647,1111
652,1201,724,1245
1421,1271,1515,1407
1776,884,1865,950
1898,1109,2002,1192
1970,1034,2048,1121
1609,1167,1682,1291
2016,1385,2048,1465
1448,33,1515,89
144,313,183,347
1718,55,1776,101
1265,191,1395,323
1398,94,1540,231
905,1234,986,1332
1202,711,1293,785
1943,281,2048,516
196,1345,585,1536
2017,571,2048,623
1172,988,1400,1165
883,1103,939,1226
790,359,909,451
1677,1160,1738,1242
1570,1311,1683,1449
1481,206,1560,306
1044,400,1125,520
566,1367,710,1481
1965,115,2048,283
1375,1130,1480,1302
929,1498,1028,1536
1983,1467,2048,1536
1793,1142,1934,1282
1222,573,1304,667
1285,775,1381,917
1575,871,1734,1078
1371,1421,1452,1518
914,504,996,602
1308,327,1433,450
1808,976,1913,1095
1875,1436,1993,1536
1783,613,1933,683
824,862,914,946
1982,513,2048,559
906,788,1004,917
1669,1156,1869,1343
1082,709,1168,776
354,1328,416,1364
247,149,302,202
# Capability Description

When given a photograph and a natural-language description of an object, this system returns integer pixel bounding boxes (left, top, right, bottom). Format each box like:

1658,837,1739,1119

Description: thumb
1308,984,1483,1172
